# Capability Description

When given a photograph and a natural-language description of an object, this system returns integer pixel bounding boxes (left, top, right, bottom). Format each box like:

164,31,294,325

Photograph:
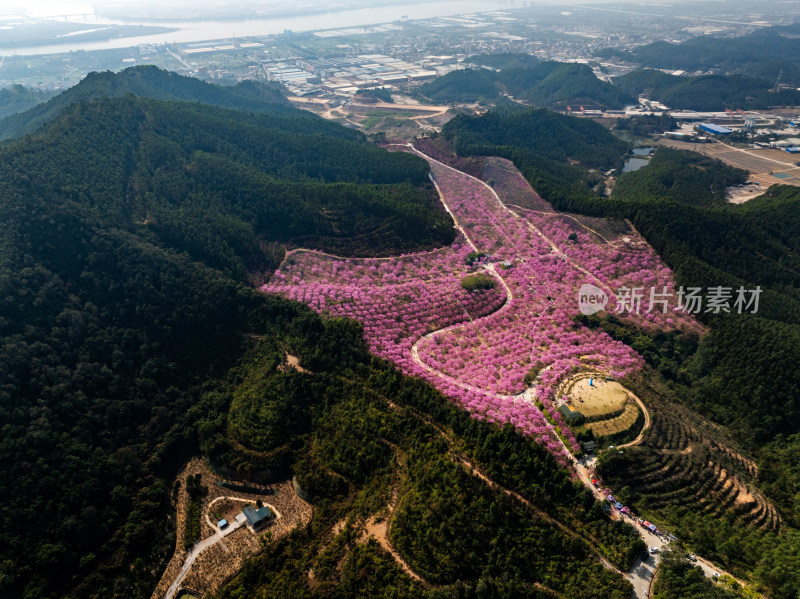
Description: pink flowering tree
263,146,701,461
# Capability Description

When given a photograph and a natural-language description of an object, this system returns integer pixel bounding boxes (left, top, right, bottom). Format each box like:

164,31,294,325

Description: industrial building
265,54,437,96
697,123,733,135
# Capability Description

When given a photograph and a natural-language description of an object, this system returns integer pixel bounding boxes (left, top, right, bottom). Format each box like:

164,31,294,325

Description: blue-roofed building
242,505,273,530
697,123,732,135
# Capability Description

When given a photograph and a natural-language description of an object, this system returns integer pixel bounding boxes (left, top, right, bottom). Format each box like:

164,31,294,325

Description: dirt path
399,148,756,597
405,144,620,306
359,442,427,583
459,454,624,574
267,145,744,596
153,460,312,599
616,392,652,449
506,204,617,246
164,518,245,599
165,495,286,599
393,398,624,576
362,515,424,582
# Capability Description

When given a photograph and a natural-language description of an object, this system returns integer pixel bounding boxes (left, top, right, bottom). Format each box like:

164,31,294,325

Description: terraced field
586,402,641,438
599,391,780,532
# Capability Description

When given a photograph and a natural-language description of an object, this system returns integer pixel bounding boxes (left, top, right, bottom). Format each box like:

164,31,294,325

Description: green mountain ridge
614,69,800,111
0,68,643,599
0,65,296,142
2,93,451,279
419,61,635,109
597,24,800,85
0,84,55,120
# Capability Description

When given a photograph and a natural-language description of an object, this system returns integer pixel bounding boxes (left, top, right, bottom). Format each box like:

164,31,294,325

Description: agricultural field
264,146,700,460
597,383,780,533
660,138,800,190
586,403,642,438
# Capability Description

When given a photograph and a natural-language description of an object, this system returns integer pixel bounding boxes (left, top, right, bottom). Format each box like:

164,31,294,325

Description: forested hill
443,107,628,169
466,52,541,70
441,110,800,593
0,72,643,599
596,24,800,85
0,77,446,597
0,84,55,120
419,61,635,109
613,69,800,111
442,107,629,199
0,65,296,141
0,93,453,278
613,147,748,207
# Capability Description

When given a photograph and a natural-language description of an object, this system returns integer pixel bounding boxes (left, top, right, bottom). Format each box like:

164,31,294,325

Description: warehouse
697,123,732,135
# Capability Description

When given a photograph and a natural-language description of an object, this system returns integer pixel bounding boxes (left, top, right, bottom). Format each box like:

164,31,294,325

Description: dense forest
614,113,678,137
0,65,295,141
440,106,800,596
211,340,641,599
613,69,800,111
443,106,629,170
0,68,644,599
653,551,744,599
596,24,800,85
441,106,629,201
466,52,541,70
0,84,54,119
613,147,748,206
1,92,453,278
419,61,635,109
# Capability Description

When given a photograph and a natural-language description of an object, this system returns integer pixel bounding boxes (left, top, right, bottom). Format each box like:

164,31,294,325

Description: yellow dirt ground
566,376,628,419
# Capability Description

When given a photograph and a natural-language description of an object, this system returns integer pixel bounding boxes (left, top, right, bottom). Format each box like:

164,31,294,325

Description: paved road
629,552,659,598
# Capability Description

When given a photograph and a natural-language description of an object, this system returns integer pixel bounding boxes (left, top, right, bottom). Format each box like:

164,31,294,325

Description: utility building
242,505,274,531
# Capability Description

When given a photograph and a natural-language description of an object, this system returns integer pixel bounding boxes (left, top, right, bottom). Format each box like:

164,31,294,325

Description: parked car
688,554,697,562
649,546,660,554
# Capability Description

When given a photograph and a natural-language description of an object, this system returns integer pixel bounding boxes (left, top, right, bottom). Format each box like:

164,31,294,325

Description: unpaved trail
164,519,245,599
393,398,623,576
265,143,745,596
399,146,753,597
361,515,425,583
615,392,652,449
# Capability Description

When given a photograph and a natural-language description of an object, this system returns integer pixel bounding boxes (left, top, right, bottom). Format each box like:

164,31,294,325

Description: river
0,0,499,57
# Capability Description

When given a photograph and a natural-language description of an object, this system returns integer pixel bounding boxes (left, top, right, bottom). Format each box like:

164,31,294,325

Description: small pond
622,147,655,173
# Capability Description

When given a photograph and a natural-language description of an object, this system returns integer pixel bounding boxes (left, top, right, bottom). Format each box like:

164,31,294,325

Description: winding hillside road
267,144,752,597
402,145,753,597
